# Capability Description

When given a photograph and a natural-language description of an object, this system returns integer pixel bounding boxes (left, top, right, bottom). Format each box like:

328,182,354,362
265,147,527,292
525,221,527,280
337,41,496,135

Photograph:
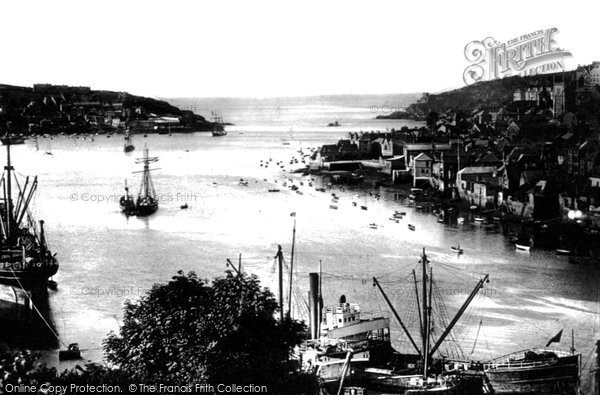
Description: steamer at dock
301,248,488,394
0,134,58,291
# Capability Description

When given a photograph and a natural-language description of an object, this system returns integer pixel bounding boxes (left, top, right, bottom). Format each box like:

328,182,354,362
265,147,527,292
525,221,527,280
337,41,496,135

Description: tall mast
275,244,284,322
318,260,322,336
287,220,296,317
144,147,150,198
4,134,14,242
421,247,429,379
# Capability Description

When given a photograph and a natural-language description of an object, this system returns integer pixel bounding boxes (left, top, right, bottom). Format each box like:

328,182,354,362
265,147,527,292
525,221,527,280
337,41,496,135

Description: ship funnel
308,273,320,339
339,294,346,304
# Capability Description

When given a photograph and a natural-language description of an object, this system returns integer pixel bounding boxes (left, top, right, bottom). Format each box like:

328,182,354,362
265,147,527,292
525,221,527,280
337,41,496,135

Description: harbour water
0,97,598,390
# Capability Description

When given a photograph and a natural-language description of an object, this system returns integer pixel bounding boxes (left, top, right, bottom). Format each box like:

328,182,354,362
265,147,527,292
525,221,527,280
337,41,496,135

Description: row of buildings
313,70,600,221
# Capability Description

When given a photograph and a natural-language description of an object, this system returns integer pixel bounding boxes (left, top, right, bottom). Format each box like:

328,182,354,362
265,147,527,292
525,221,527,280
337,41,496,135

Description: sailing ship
0,135,58,290
301,248,488,394
123,128,135,152
119,146,159,216
484,347,580,394
211,111,227,136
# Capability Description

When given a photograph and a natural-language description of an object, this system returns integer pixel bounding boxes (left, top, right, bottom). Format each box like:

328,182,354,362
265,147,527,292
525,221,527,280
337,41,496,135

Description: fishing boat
451,245,464,254
119,179,136,215
408,224,416,231
0,135,59,290
59,343,81,361
327,120,341,127
120,146,159,216
515,244,530,252
301,249,488,394
210,111,227,136
484,348,580,394
123,128,135,152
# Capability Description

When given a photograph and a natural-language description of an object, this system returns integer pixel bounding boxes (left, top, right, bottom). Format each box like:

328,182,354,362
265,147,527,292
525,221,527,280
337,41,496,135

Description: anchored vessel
301,248,488,394
123,128,135,152
120,146,159,216
211,111,227,137
0,136,58,290
484,348,580,394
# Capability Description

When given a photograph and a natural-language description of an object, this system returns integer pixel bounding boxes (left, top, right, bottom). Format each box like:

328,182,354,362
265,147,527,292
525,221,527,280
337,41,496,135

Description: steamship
300,248,487,394
0,135,58,290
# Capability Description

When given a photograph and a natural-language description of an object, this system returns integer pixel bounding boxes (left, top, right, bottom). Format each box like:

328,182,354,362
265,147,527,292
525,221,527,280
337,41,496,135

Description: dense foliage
104,270,318,394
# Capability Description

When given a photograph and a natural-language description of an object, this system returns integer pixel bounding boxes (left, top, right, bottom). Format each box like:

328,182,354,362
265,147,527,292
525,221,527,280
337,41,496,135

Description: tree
104,270,318,394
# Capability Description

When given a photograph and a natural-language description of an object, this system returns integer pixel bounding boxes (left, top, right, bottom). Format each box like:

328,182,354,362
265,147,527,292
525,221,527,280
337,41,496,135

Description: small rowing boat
408,224,416,231
451,245,464,254
515,244,531,252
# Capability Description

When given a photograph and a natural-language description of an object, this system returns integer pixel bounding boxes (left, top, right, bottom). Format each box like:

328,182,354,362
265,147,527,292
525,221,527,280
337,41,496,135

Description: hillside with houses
312,62,600,257
0,83,216,134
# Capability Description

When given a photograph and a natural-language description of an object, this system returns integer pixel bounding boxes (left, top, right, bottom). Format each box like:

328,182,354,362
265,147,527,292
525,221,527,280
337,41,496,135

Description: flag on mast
546,329,563,347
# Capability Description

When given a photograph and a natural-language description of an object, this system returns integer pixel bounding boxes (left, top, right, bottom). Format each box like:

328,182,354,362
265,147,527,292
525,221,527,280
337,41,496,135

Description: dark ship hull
0,263,58,289
135,199,158,216
119,196,136,215
484,352,580,394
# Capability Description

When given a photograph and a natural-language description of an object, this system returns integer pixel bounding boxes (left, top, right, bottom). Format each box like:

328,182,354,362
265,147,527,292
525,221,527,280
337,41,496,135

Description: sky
0,0,597,98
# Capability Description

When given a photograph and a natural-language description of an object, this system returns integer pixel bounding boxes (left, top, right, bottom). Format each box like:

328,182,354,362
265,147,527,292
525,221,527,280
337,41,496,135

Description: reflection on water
0,111,597,389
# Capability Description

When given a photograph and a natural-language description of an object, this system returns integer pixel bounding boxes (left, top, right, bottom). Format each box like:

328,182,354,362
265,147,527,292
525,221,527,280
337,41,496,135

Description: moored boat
119,146,159,216
123,128,135,152
210,111,227,136
484,349,580,394
515,244,530,252
301,249,489,394
0,135,58,290
451,245,463,254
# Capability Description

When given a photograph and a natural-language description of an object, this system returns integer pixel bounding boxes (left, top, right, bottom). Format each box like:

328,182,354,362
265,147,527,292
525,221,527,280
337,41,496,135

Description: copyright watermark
368,103,405,114
2,383,268,394
69,192,198,203
69,286,151,297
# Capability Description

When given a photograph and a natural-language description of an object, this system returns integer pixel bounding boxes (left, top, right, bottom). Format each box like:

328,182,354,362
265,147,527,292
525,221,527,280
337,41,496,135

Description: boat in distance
211,111,227,136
